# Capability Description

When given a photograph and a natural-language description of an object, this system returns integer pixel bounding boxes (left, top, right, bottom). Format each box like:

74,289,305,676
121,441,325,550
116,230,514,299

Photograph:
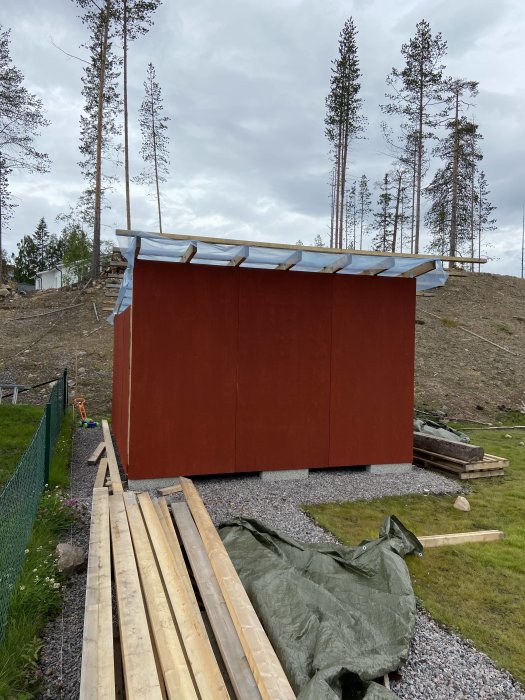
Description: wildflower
33,568,37,573
53,582,60,589
24,549,29,554
19,585,25,591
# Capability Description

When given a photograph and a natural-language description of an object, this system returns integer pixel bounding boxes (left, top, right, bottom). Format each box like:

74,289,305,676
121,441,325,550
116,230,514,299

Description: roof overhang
107,230,459,321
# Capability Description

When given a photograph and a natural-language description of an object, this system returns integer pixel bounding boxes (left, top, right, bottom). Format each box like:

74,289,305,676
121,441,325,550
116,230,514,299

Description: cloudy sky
1,0,525,276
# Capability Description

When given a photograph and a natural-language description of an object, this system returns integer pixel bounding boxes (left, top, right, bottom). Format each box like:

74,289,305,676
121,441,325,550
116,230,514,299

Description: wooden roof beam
276,250,302,270
321,254,352,274
401,260,437,278
181,242,197,264
228,246,249,267
359,258,395,276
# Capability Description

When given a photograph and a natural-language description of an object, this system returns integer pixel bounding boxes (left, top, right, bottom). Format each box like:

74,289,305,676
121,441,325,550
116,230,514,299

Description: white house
35,265,64,290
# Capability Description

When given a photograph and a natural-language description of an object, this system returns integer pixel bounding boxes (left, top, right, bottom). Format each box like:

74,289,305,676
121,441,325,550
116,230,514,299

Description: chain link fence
0,370,68,642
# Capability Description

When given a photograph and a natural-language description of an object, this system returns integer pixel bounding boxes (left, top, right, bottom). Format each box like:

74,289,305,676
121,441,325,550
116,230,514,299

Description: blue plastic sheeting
107,232,448,322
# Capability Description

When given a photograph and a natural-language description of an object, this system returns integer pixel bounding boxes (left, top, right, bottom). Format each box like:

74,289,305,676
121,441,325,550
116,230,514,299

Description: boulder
454,496,471,512
55,543,86,576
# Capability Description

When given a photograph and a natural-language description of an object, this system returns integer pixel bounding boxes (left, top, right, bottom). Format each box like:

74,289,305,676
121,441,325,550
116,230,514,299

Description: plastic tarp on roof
108,232,448,321
219,516,423,700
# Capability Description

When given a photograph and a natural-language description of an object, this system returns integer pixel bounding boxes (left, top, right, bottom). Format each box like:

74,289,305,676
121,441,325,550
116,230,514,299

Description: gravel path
37,432,525,699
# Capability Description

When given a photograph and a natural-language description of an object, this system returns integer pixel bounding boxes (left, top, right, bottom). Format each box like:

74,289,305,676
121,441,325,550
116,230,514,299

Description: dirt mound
0,282,113,416
1,271,524,422
415,271,525,420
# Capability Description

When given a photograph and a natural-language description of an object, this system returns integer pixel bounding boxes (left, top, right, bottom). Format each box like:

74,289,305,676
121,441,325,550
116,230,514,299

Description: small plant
440,317,458,328
496,324,513,335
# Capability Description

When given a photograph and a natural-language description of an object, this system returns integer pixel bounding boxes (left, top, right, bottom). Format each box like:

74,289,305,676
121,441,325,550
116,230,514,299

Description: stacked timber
413,431,507,479
80,421,295,700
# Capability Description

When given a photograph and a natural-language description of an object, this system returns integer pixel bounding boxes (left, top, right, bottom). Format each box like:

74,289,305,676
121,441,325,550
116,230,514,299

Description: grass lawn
304,428,525,686
0,405,43,487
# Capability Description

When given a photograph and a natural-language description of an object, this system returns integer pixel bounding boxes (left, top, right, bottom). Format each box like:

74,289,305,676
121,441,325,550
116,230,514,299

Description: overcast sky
1,0,525,276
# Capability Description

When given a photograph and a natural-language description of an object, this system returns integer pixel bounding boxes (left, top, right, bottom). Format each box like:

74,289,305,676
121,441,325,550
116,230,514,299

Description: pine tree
0,154,17,275
75,0,121,278
135,62,170,233
345,180,357,248
381,19,447,253
475,170,496,271
372,173,394,251
325,17,366,249
46,234,65,269
313,234,325,247
0,25,50,283
119,0,161,229
14,235,38,283
357,174,372,249
32,217,50,271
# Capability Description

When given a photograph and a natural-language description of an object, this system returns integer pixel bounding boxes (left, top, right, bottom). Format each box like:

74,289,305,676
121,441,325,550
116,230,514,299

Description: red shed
111,231,448,484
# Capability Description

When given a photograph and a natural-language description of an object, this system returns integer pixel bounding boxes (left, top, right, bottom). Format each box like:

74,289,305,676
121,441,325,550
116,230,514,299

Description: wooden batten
109,495,163,699
181,243,197,264
419,530,504,548
359,258,394,276
172,502,262,700
401,260,436,278
320,254,352,274
101,420,123,493
228,246,249,267
94,458,109,489
122,493,198,700
276,250,302,271
137,493,231,700
88,441,106,465
179,477,296,700
79,488,114,700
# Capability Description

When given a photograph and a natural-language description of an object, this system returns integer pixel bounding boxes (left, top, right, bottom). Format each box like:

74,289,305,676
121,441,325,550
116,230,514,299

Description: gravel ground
37,431,525,699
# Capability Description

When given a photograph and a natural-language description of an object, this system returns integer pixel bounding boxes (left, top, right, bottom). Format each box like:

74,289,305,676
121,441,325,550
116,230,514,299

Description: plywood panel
128,260,238,478
236,268,331,471
329,275,415,466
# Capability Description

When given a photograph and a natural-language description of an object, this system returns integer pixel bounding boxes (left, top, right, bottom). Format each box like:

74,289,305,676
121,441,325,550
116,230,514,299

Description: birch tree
136,62,170,233
0,25,49,283
325,17,366,249
381,20,447,253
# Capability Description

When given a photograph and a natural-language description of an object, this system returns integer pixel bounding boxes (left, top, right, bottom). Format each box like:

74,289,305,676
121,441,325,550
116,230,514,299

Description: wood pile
80,421,295,700
413,431,507,479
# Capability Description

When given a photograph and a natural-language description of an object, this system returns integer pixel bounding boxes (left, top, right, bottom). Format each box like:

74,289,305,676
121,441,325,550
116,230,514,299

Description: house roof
108,229,470,320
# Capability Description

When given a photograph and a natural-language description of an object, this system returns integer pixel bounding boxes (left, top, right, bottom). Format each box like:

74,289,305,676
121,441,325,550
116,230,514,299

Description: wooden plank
181,243,197,264
418,530,504,547
228,246,249,267
158,484,182,496
101,420,123,493
117,229,487,264
413,432,484,463
358,258,394,276
88,441,106,465
80,488,115,700
94,458,109,489
459,469,505,480
179,477,296,700
401,260,436,278
464,458,508,472
320,254,352,274
137,493,231,700
123,493,199,700
109,495,163,699
172,502,262,700
276,250,301,271
413,447,468,466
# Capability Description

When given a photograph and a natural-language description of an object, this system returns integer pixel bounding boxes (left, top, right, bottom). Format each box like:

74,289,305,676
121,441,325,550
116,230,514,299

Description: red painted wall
112,305,131,470
113,260,416,479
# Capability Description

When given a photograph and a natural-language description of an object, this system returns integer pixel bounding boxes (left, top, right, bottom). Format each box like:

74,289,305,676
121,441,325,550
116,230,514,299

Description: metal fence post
44,402,51,485
63,368,68,414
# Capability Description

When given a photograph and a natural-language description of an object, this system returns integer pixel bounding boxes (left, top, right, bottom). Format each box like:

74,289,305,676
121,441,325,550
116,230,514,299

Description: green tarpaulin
219,516,423,699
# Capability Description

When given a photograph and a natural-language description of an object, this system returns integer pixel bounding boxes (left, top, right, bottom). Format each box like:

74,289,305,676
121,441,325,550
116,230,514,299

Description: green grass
0,405,43,487
0,410,77,698
304,429,525,685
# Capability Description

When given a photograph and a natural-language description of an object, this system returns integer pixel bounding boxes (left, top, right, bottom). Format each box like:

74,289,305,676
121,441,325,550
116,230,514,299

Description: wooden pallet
80,428,293,700
414,447,507,479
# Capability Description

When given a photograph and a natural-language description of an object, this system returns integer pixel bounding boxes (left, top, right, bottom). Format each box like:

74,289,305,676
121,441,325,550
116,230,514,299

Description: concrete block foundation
365,463,413,475
260,469,309,481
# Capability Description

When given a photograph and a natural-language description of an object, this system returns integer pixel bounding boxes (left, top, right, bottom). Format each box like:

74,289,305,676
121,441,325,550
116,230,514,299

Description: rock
78,367,86,374
55,543,86,576
504,434,512,439
454,496,471,512
0,288,9,297
519,441,524,446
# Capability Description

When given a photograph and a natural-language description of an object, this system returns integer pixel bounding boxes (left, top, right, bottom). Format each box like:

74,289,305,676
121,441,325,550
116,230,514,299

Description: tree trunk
92,4,110,279
334,130,342,248
449,89,460,260
414,79,424,254
123,0,131,230
329,167,335,247
339,112,350,248
150,83,162,234
392,172,402,252
0,155,3,285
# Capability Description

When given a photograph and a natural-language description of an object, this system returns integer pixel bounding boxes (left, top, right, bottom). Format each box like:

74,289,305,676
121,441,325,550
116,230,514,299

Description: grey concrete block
365,463,413,475
260,469,309,481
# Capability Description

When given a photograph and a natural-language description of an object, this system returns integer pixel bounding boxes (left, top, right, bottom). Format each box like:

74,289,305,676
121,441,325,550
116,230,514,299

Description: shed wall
116,260,415,479
112,305,131,470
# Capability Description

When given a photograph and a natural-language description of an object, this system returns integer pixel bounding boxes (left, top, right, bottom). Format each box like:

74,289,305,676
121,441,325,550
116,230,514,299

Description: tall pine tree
32,217,50,271
325,17,366,249
381,20,447,253
357,174,372,249
135,62,170,233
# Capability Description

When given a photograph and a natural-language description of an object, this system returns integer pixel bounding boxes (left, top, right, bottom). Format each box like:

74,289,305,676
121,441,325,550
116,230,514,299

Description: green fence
0,370,68,643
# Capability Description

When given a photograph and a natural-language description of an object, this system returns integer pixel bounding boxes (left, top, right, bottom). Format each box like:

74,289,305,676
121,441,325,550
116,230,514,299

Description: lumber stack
80,425,295,699
413,431,507,479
